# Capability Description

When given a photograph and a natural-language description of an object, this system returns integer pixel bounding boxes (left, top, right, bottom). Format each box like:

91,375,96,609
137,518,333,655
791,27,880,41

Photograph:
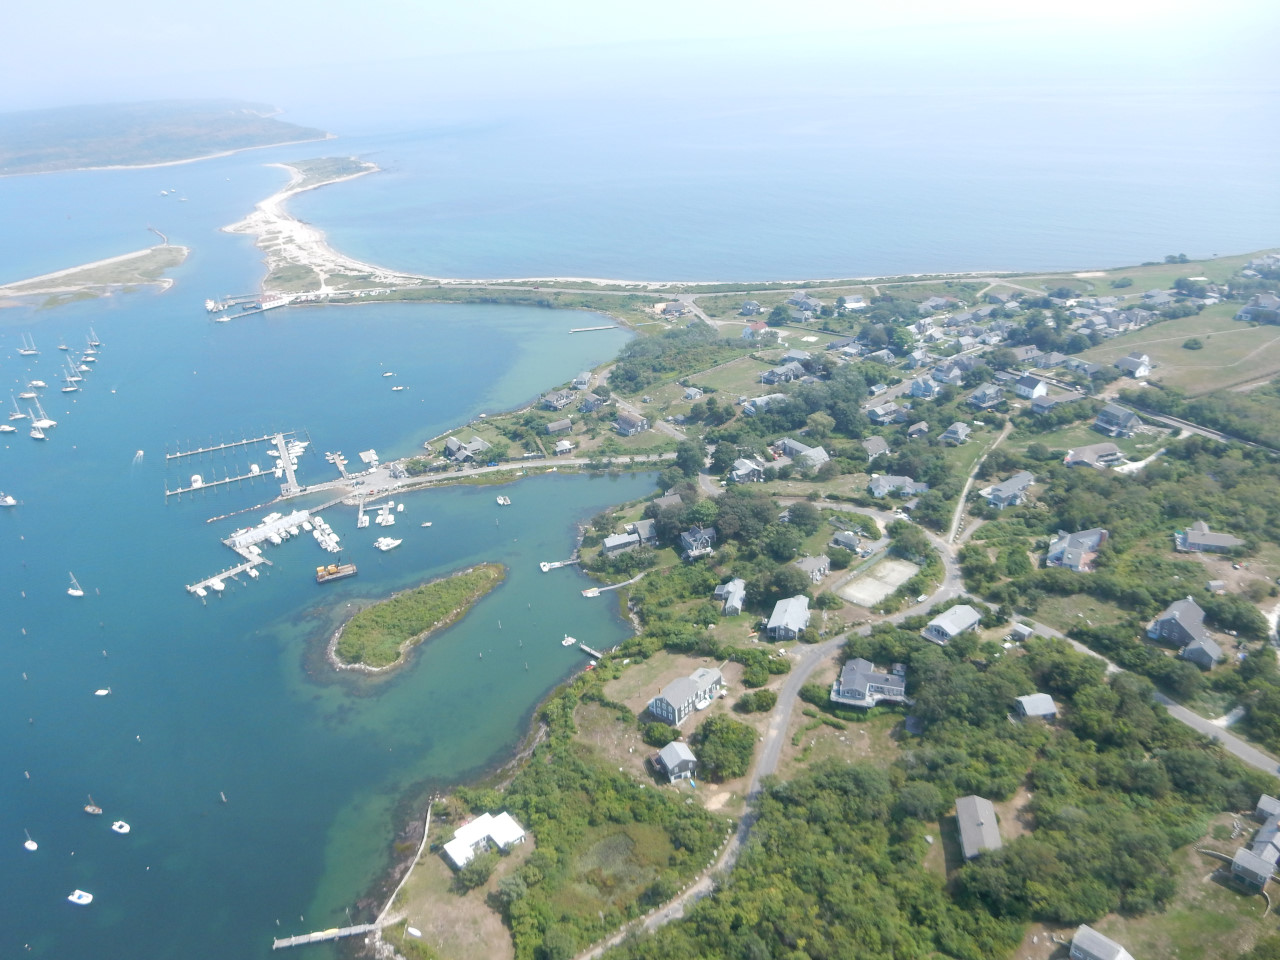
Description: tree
675,440,705,477
829,547,854,570
814,591,843,610
765,564,812,603
760,523,802,562
785,500,822,535
805,411,835,438
766,304,790,326
694,714,757,781
453,850,498,892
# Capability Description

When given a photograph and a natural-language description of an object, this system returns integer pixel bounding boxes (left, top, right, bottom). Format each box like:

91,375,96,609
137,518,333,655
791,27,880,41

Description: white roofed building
443,812,527,869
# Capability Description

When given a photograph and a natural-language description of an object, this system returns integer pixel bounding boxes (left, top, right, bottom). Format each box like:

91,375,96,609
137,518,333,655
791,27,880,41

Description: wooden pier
569,324,617,333
271,923,377,950
186,557,271,595
579,643,605,659
166,434,277,460
165,468,270,498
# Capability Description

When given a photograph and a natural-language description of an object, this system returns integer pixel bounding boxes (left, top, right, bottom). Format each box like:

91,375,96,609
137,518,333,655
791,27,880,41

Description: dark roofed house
546,417,572,435
907,421,929,439
661,300,690,317
444,435,492,462
1232,796,1280,891
762,361,806,385
955,795,1001,860
543,389,576,411
1115,352,1152,378
1010,345,1043,365
1094,403,1141,438
579,393,605,413
1064,442,1124,469
831,658,907,708
831,530,861,551
654,741,698,782
1032,391,1083,415
731,458,765,484
1181,635,1223,671
740,300,763,316
978,471,1034,510
614,411,649,436
1014,375,1048,399
862,436,890,461
679,526,716,560
1070,925,1135,960
1178,520,1246,553
648,667,724,725
651,492,683,512
1148,596,1211,650
968,383,1003,409
1237,293,1280,324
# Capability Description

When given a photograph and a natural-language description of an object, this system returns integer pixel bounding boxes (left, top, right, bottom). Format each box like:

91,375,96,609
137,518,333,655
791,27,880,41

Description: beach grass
333,564,505,669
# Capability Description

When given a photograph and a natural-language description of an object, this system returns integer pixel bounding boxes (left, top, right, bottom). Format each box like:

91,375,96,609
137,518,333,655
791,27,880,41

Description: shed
1015,693,1057,719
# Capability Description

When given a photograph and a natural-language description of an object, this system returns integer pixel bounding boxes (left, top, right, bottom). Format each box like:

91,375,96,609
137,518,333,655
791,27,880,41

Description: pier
271,433,302,496
165,467,271,498
569,324,617,333
271,924,377,950
186,557,271,595
166,434,276,461
578,643,606,659
539,557,580,572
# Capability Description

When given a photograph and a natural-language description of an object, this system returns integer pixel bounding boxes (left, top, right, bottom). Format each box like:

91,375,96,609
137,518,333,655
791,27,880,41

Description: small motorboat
0,424,15,433
0,493,16,506
67,890,93,905
562,634,578,647
391,385,405,392
421,521,432,527
23,830,37,852
382,371,395,377
110,821,130,835
374,537,402,552
94,688,111,697
84,795,103,815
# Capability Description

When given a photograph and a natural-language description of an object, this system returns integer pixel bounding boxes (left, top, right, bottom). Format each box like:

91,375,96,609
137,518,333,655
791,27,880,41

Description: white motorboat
374,537,402,552
67,573,85,597
496,496,511,505
23,830,37,852
382,371,395,377
0,424,14,434
209,579,225,592
58,341,69,351
18,390,37,400
421,521,432,527
0,493,15,507
562,634,578,647
28,380,47,389
67,890,93,905
194,586,208,598
110,821,130,835
246,567,259,578
94,688,111,697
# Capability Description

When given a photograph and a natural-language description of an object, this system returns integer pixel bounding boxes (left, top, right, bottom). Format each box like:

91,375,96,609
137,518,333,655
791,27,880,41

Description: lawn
1030,593,1131,635
689,355,777,397
1008,422,1162,460
1079,304,1280,394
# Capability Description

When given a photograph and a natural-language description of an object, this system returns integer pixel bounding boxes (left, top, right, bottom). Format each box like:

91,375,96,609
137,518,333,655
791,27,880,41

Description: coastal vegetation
0,244,188,299
0,100,326,175
332,564,504,669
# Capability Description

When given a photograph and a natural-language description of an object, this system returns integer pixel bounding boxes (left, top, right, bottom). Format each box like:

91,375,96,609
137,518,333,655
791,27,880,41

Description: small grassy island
331,564,505,670
0,99,328,175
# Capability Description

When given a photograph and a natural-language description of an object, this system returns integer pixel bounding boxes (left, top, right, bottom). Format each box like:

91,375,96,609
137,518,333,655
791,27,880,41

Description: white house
443,812,527,869
1014,375,1048,400
923,605,982,645
766,595,810,640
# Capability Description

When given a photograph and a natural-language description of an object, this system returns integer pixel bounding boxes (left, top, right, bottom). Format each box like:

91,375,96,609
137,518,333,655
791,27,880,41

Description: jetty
569,324,616,333
271,924,377,950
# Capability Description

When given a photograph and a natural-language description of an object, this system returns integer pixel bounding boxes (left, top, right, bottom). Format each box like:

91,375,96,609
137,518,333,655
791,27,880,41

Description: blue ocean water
0,152,644,959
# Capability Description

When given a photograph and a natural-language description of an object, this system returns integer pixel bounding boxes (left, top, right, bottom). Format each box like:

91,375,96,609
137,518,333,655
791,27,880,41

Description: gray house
730,458,765,483
766,595,810,640
1232,799,1280,891
572,371,592,390
579,393,606,413
1178,520,1246,553
830,658,907,708
679,526,717,560
1014,375,1048,399
543,389,576,411
862,436,890,461
831,530,861,551
1070,925,1134,960
968,383,1003,409
740,300,763,316
628,518,658,545
762,361,806,385
1148,597,1210,648
1181,635,1223,671
923,605,982,645
1046,528,1108,572
955,795,1002,860
978,471,1034,509
1015,693,1057,719
869,475,929,498
602,532,641,556
1064,442,1124,469
648,667,725,725
615,412,650,436
1236,293,1280,324
546,417,572,435
794,555,830,584
1094,403,1141,438
443,435,492,462
714,578,746,616
654,741,698,782
941,422,972,445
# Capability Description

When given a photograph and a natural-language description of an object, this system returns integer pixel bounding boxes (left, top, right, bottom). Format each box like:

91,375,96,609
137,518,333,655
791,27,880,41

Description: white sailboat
29,419,46,440
23,830,37,852
67,572,85,597
9,395,27,420
57,339,69,351
32,398,57,429
88,328,101,347
17,333,38,356
562,634,578,647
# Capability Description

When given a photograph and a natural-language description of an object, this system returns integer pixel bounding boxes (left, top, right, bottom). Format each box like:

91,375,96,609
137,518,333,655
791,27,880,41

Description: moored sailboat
68,573,85,597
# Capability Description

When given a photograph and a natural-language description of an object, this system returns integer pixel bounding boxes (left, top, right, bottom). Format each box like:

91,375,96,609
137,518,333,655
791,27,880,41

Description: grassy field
333,564,505,668
1030,593,1131,635
1,244,188,294
1079,304,1280,394
1008,421,1164,460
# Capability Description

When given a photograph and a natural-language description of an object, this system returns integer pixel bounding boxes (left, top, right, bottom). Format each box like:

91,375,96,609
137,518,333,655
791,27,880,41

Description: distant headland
0,99,329,176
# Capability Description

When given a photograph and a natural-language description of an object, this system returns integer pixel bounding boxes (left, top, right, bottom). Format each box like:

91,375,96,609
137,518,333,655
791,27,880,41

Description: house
786,291,823,313
546,417,572,435
1232,798,1280,891
955,795,1002,860
1178,520,1246,553
1031,391,1083,415
918,296,953,314
782,349,812,364
1237,293,1280,324
830,658,907,708
730,458,765,483
794,555,830,584
905,348,932,369
571,371,592,390
627,518,658,546
443,812,527,869
1148,596,1211,649
1070,925,1135,960
841,295,866,311
869,475,928,498
923,604,982,644
862,436,889,461
651,492,684,512
601,532,641,556
868,383,888,397
766,595,811,640
941,422,972,445
909,377,941,399
683,386,704,401
714,578,746,616
1014,375,1048,400
1115,352,1152,378
1258,795,1280,822
1046,528,1109,572
866,348,896,364
1063,442,1124,469
679,526,716,560
1181,635,1223,671
868,402,902,425
614,412,650,436
1015,693,1057,719
1094,403,1141,438
543,389,576,411
762,361,806,385
443,435,492,462
654,741,698,782
1065,358,1102,377
978,470,1034,509
579,393,605,413
1010,345,1043,365
1037,351,1069,368
661,301,690,317
553,439,574,455
742,393,787,415
740,300,763,316
932,363,965,386
907,421,929,439
1010,623,1035,642
775,437,829,469
648,667,725,725
968,383,1003,409
831,530,861,551
740,321,768,340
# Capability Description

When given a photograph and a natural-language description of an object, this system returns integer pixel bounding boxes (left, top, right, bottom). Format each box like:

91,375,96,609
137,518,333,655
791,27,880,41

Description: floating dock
272,923,377,950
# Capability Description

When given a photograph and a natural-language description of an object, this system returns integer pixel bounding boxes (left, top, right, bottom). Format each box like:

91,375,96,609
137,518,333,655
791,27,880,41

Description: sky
3,0,1277,123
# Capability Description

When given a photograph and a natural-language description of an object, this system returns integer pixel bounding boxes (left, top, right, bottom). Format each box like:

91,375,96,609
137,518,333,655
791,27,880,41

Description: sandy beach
0,244,189,296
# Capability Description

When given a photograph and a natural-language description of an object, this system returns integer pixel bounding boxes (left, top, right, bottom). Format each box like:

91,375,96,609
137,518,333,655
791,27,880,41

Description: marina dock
271,923,377,950
186,557,272,595
166,434,277,460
